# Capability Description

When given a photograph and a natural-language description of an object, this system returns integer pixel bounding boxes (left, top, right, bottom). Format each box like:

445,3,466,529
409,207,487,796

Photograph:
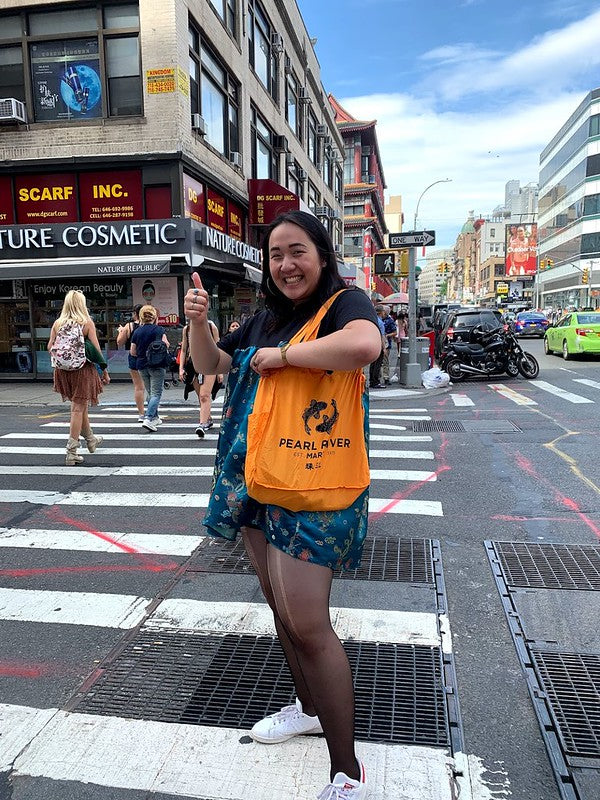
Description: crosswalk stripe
146,599,441,646
450,393,474,407
0,527,200,556
368,414,431,420
488,383,538,405
2,433,219,441
2,490,442,515
530,379,594,404
0,465,435,482
0,445,434,458
573,378,600,390
1,704,454,800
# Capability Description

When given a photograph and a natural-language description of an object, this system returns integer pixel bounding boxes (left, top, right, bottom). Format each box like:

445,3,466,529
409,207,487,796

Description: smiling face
268,222,324,305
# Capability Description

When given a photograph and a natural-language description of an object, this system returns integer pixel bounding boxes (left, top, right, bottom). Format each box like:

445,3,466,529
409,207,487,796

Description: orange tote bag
245,291,369,512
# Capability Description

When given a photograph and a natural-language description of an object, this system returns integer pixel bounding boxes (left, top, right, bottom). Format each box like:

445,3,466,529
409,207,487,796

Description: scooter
440,325,539,381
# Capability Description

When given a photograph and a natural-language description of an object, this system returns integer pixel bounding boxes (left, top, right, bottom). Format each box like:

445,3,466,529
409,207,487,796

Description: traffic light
582,267,589,284
547,258,554,268
540,259,547,269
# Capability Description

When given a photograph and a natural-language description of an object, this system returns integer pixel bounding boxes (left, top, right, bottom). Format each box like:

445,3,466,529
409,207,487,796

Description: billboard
248,179,299,225
505,223,537,278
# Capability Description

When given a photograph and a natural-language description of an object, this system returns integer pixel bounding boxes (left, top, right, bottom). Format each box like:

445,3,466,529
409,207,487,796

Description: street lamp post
405,179,452,387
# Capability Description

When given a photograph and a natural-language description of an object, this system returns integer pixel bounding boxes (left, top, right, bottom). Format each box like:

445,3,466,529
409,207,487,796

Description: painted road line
370,408,428,413
2,433,220,441
0,588,148,628
573,378,600,390
146,599,441,647
450,393,474,407
0,446,434,459
0,527,201,556
0,465,434,482
488,383,538,406
3,490,442,515
530,379,594,404
368,415,431,420
370,423,408,431
0,704,58,771
3,705,454,800
41,423,220,430
370,435,433,442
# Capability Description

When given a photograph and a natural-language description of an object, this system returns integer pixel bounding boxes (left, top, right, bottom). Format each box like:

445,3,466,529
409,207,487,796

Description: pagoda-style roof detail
328,94,376,127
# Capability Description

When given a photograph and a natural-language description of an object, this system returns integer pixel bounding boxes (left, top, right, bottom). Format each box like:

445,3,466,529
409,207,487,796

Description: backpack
146,338,169,368
50,321,86,371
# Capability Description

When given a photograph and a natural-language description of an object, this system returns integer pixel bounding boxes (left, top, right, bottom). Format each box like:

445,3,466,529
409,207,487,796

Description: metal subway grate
494,542,600,590
412,420,465,432
76,630,449,747
531,649,600,758
187,537,434,583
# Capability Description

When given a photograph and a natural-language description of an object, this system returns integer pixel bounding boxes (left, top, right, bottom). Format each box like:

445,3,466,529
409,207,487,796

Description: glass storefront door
0,300,34,374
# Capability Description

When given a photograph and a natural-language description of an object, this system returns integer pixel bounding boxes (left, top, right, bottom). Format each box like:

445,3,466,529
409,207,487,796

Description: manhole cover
412,421,465,432
494,542,600,590
188,537,434,583
532,649,600,758
461,420,521,433
75,630,449,747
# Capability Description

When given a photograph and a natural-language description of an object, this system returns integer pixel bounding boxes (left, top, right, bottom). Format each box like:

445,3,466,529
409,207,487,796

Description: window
323,151,333,189
308,181,320,212
189,21,239,158
207,0,236,36
248,0,278,101
251,106,277,180
286,72,300,138
335,166,343,202
307,111,318,165
287,165,299,196
3,3,142,122
344,145,354,184
490,228,496,238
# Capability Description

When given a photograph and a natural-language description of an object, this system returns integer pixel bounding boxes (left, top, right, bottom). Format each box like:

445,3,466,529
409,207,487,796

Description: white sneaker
317,763,367,800
154,417,163,425
137,416,145,423
142,418,158,432
250,698,323,743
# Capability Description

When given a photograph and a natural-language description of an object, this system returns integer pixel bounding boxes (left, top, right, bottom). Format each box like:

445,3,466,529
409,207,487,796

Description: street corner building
0,0,344,380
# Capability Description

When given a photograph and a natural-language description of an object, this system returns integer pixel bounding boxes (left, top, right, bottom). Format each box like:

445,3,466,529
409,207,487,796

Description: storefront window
0,283,33,373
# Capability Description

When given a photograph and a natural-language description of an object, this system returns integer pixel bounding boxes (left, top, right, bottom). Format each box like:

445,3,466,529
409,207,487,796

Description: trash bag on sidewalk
421,367,450,388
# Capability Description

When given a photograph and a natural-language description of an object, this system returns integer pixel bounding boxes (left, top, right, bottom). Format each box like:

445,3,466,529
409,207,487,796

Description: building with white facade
418,247,452,304
537,88,600,310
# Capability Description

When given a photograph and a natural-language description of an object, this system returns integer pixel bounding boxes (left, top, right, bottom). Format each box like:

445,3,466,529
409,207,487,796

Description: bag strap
289,290,347,345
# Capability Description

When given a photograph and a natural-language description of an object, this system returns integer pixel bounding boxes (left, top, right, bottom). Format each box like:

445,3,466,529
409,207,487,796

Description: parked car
544,312,600,359
437,307,506,360
513,311,550,337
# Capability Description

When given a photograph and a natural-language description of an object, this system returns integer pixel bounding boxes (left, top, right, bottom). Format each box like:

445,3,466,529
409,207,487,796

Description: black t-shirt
217,288,378,356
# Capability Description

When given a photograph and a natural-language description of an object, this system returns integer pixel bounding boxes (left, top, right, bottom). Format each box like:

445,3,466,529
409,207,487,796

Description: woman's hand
179,368,185,380
184,272,210,326
101,369,110,385
250,347,286,375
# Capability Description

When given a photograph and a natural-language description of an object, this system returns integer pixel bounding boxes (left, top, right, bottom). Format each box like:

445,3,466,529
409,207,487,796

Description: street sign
389,230,436,248
374,252,395,275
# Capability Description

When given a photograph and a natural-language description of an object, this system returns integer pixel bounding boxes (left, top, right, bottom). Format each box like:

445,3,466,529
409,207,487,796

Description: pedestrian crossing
0,401,457,799
445,374,600,407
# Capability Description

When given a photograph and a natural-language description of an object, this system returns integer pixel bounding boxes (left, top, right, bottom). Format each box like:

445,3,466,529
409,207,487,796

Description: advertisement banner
30,38,102,122
505,223,537,277
207,188,227,233
146,68,175,94
132,276,179,325
183,173,205,223
79,170,143,222
0,177,15,225
15,174,78,224
248,179,299,225
228,200,243,240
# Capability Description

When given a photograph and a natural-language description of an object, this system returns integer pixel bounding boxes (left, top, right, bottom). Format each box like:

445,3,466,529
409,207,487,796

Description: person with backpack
129,305,170,432
48,289,110,465
116,304,145,421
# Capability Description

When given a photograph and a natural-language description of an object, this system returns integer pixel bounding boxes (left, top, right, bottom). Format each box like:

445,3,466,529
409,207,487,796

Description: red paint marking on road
369,464,450,520
0,562,180,579
0,660,69,678
514,452,600,541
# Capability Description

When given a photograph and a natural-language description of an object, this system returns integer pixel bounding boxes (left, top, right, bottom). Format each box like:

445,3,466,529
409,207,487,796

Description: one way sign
389,230,436,248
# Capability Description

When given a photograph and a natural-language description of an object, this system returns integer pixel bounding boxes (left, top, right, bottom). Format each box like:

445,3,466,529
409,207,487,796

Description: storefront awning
245,264,263,285
0,255,179,279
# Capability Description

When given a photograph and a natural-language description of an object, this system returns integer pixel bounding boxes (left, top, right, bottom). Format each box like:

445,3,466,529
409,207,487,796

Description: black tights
242,527,360,781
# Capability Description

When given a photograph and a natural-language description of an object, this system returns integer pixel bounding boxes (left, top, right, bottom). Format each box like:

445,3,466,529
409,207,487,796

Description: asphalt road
1,338,599,800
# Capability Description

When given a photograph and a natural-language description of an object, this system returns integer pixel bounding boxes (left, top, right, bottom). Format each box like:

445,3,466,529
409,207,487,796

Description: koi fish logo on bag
49,322,86,371
302,398,339,435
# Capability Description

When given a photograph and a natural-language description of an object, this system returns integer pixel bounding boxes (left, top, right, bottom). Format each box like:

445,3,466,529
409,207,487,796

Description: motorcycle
440,325,539,382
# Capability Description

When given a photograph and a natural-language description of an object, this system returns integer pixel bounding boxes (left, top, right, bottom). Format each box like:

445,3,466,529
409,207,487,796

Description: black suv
437,308,505,358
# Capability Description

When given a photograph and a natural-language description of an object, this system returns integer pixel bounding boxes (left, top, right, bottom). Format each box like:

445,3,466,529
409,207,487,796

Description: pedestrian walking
179,317,221,438
369,305,386,388
129,305,170,432
184,210,380,799
381,305,396,384
116,304,145,421
48,289,109,465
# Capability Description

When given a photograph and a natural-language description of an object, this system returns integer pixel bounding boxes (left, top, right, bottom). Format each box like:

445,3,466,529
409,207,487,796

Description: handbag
245,290,369,512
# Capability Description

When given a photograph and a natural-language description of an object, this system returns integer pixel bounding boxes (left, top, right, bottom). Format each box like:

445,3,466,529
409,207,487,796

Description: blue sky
297,0,600,248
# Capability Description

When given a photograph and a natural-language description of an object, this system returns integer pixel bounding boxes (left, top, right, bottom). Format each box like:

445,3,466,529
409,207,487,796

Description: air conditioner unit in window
230,151,243,168
297,169,307,181
271,32,284,55
316,124,328,137
368,174,376,184
0,98,26,124
284,55,292,74
191,113,206,135
298,87,311,103
285,153,295,167
315,206,329,217
330,209,341,220
273,134,289,152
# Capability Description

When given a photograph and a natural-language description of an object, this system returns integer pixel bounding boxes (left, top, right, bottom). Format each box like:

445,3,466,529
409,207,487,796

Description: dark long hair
260,210,345,328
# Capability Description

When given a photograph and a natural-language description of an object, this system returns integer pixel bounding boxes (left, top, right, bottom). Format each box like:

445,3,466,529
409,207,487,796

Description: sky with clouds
297,0,600,248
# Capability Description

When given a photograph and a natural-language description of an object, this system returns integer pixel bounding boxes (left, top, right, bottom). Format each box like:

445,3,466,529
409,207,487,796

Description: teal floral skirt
203,346,370,571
